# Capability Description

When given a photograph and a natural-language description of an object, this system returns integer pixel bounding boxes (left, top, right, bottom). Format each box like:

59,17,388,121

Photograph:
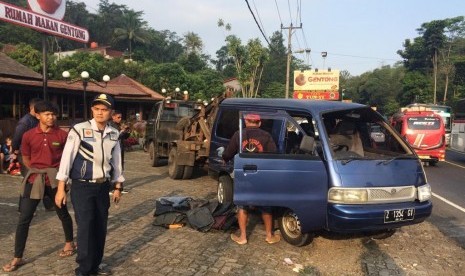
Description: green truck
144,99,199,167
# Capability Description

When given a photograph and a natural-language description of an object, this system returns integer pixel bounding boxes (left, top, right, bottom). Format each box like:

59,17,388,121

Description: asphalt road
425,149,465,248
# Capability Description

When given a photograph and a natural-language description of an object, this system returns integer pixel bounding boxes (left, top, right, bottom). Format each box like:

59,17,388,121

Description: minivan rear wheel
278,209,313,247
217,175,233,203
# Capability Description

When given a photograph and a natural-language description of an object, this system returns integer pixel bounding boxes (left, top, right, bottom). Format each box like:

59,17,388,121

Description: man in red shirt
3,101,75,272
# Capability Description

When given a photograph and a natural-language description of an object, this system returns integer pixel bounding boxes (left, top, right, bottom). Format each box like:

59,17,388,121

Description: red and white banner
0,1,89,43
293,91,340,100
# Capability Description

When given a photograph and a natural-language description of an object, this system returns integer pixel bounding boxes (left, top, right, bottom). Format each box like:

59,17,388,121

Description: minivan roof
221,98,366,114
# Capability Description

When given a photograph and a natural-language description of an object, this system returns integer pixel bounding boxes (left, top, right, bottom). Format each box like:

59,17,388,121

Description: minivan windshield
322,107,413,161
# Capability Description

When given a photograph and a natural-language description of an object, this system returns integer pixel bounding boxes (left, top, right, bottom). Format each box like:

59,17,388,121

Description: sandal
265,234,281,244
59,248,76,257
2,260,25,272
230,234,247,245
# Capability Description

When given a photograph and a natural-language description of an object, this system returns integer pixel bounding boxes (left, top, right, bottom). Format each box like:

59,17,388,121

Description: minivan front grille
367,186,416,203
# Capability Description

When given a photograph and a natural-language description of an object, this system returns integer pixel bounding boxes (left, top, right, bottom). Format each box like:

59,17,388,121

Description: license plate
384,208,415,223
418,155,429,159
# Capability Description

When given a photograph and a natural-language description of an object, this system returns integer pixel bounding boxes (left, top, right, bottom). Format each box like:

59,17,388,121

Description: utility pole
282,23,302,99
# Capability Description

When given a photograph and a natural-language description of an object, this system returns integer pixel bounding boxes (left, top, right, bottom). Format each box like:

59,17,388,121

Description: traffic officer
55,93,124,276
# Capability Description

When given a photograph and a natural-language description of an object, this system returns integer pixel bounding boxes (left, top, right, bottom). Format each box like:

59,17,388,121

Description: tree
183,32,203,54
260,31,287,97
178,52,208,73
113,10,150,60
224,35,268,98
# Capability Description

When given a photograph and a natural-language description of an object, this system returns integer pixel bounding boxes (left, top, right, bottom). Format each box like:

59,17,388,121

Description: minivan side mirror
300,135,315,153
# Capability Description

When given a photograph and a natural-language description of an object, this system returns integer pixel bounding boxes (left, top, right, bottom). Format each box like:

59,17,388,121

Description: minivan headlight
417,184,431,202
328,188,368,204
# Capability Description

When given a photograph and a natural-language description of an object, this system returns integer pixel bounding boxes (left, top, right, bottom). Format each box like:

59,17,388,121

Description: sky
78,0,465,76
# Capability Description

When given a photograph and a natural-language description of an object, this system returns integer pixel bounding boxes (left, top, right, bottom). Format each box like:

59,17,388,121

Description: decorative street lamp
161,87,189,101
62,71,110,120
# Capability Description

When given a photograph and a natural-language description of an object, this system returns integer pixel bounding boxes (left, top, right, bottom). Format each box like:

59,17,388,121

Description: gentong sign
294,69,340,91
0,1,89,43
293,69,340,100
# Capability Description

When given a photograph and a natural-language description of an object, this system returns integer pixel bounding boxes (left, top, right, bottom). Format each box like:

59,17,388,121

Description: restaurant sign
0,1,89,43
293,91,340,100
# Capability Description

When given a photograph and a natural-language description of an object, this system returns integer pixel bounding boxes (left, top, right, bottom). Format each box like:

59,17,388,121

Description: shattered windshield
321,107,413,161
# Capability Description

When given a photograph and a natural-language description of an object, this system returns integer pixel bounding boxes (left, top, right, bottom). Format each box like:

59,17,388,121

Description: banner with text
293,69,340,100
294,69,340,91
0,1,89,43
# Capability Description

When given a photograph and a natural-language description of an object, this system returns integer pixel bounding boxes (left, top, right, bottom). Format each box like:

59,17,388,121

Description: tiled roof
0,52,42,80
0,74,164,101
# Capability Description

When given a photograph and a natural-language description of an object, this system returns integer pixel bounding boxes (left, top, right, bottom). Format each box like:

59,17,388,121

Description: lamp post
321,51,328,70
62,71,110,120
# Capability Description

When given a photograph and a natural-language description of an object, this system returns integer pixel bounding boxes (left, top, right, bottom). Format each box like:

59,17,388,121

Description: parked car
370,125,385,143
207,99,432,246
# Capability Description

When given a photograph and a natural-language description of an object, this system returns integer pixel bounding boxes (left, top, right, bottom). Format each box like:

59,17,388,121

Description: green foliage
7,43,42,73
261,31,287,95
0,23,42,49
177,52,208,73
261,82,285,98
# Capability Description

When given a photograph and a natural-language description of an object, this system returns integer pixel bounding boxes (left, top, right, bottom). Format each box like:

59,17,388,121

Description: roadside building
0,52,163,137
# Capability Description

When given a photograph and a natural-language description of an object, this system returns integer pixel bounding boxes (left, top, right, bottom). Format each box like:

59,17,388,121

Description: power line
314,51,401,61
244,0,272,47
251,0,268,39
287,0,293,25
274,0,283,25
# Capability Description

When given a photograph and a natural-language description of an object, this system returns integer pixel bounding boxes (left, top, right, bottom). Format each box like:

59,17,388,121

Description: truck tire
168,147,184,179
217,175,233,203
148,141,160,167
182,166,193,179
278,209,313,247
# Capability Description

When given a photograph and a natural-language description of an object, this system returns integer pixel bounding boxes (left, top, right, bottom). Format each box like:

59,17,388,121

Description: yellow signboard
294,70,340,91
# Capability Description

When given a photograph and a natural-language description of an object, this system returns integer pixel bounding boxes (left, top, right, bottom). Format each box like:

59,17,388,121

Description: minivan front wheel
278,209,313,247
217,175,233,203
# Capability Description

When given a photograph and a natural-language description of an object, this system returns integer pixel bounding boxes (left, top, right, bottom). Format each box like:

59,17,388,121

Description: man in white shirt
55,94,124,276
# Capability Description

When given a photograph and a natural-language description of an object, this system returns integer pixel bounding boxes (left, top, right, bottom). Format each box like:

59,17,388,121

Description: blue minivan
209,98,432,246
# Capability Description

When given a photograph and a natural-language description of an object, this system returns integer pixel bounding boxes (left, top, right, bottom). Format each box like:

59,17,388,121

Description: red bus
391,109,446,165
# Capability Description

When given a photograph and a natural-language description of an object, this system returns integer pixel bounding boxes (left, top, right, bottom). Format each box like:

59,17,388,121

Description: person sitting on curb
222,113,281,245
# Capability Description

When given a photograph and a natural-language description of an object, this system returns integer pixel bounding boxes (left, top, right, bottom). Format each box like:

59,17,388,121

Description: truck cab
145,99,198,166
208,98,432,246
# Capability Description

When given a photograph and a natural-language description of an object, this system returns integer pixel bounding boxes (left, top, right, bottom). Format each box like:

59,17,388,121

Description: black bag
153,212,186,227
186,206,215,232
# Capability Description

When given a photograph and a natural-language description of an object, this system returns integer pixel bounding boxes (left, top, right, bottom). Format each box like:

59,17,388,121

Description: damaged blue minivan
209,98,432,246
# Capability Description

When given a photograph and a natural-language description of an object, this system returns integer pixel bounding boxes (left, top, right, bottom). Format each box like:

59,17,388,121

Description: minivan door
233,112,329,232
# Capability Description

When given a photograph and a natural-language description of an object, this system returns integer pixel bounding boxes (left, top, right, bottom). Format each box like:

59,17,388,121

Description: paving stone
1,150,464,275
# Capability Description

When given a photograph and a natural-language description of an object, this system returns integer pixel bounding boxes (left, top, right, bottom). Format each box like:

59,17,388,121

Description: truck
169,97,432,246
145,98,199,167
